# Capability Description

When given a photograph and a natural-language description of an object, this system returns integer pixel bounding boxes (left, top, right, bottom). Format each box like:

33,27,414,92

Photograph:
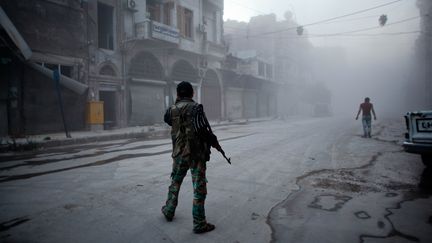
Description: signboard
151,21,179,44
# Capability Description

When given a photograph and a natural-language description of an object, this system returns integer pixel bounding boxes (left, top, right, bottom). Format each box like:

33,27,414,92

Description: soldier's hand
212,142,222,152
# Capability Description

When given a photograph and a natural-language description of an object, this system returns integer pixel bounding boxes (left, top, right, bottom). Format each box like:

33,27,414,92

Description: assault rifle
203,115,231,165
218,147,232,165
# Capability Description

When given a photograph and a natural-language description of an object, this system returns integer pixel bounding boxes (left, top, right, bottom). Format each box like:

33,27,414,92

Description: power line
314,15,382,25
225,15,383,31
229,0,407,39
254,31,421,41
230,14,421,40
228,0,268,15
308,30,422,38
302,0,405,27
329,15,420,36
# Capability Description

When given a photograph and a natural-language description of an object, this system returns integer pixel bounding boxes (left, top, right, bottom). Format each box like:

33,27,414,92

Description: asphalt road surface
0,117,431,243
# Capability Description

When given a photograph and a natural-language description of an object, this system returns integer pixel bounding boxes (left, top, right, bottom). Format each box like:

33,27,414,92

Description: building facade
413,0,432,109
0,0,227,137
222,52,277,120
224,13,331,118
1,0,286,138
122,0,225,125
1,0,89,137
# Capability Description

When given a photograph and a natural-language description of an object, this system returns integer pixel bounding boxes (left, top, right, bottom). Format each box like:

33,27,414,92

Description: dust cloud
224,0,429,118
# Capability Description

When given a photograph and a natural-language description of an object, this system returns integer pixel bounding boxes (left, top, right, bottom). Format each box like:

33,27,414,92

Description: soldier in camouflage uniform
161,81,221,234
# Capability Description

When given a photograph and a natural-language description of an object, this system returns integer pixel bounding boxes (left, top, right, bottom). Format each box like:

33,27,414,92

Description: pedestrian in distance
161,81,222,234
355,97,377,138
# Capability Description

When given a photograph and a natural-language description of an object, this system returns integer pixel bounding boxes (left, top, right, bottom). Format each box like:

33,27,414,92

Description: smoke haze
224,0,425,117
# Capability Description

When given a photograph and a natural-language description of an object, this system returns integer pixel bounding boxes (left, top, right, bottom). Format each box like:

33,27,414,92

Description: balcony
204,41,226,59
135,20,151,39
135,20,180,45
206,0,223,9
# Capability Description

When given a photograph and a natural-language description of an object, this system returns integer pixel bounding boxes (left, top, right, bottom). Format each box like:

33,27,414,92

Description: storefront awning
0,7,88,95
29,62,88,95
0,7,31,60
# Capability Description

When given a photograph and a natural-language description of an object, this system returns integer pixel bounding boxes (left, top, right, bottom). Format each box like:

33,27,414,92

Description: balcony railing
206,0,223,9
204,41,226,58
135,20,150,39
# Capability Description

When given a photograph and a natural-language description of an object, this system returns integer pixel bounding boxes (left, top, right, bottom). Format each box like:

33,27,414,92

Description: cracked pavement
0,117,431,243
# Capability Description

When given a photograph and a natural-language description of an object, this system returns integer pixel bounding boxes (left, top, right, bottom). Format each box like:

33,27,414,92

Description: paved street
0,117,431,243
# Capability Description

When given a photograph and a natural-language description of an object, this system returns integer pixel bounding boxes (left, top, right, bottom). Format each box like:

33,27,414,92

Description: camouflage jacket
164,98,215,161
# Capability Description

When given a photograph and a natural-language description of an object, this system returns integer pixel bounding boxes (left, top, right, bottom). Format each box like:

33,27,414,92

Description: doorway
99,91,117,129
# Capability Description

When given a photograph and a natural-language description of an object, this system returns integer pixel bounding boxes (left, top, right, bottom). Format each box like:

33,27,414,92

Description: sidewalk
0,117,275,151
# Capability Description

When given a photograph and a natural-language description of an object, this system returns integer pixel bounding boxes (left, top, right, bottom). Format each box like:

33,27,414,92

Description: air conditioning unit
127,0,136,10
197,24,206,33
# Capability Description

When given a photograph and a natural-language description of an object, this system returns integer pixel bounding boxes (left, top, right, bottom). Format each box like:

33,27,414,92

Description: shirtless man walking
355,97,377,138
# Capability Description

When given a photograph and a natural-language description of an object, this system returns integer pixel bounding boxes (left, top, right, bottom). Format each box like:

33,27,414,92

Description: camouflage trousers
162,156,208,230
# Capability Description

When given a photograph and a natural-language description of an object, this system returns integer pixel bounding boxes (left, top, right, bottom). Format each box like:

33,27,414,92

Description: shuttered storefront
243,90,258,118
243,75,260,119
258,92,269,117
130,82,165,125
170,59,199,103
269,93,277,116
222,70,243,120
129,52,166,125
201,70,221,120
225,88,243,120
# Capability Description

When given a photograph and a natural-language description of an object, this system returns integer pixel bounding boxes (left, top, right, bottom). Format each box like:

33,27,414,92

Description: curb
0,118,274,152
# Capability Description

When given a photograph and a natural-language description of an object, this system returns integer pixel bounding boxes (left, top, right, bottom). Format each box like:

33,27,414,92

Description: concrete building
87,0,225,127
224,13,331,117
0,0,226,138
122,0,226,124
1,1,89,137
413,0,432,108
222,51,277,120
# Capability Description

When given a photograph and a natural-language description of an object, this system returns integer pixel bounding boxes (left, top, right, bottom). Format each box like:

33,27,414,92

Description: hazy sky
224,0,420,50
224,0,422,115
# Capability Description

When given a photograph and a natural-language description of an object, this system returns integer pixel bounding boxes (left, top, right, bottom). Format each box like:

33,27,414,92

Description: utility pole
425,7,432,108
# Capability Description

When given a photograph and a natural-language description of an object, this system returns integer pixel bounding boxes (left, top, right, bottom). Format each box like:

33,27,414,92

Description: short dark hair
365,97,370,102
177,81,194,98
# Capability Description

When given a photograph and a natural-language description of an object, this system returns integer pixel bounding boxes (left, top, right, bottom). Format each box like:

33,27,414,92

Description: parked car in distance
403,111,432,167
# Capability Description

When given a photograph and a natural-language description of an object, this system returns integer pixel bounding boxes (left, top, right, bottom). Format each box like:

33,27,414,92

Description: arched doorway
98,64,118,129
128,52,166,125
99,65,116,76
243,76,260,119
201,69,221,120
170,59,198,101
171,60,198,83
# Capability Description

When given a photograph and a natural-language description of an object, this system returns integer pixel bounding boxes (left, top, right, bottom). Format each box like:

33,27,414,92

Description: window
97,2,114,50
42,63,73,78
184,8,193,38
163,2,173,26
177,7,193,39
258,61,265,76
147,2,161,22
60,65,73,78
266,64,273,78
